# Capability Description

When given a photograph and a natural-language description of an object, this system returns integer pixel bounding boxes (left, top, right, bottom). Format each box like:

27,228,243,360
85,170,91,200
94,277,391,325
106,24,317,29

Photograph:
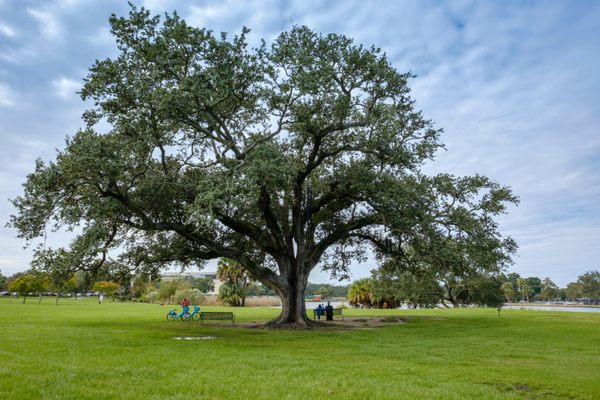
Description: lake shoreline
504,302,600,308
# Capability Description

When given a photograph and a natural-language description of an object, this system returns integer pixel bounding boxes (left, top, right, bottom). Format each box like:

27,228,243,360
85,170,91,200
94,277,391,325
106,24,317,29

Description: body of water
503,305,600,313
304,302,600,313
305,301,347,309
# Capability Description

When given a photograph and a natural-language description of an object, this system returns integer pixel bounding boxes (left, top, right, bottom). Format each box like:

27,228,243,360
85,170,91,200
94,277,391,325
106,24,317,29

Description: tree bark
266,260,318,328
444,284,459,308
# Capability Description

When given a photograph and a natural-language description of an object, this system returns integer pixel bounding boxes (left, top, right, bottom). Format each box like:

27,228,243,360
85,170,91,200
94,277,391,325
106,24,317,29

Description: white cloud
0,21,16,38
0,83,16,107
86,26,113,47
27,7,63,39
187,0,285,43
56,0,90,8
0,254,32,276
0,47,36,64
52,77,81,99
142,0,182,13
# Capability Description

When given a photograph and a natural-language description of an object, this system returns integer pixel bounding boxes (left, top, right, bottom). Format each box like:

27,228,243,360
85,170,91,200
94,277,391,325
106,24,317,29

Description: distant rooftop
161,271,217,279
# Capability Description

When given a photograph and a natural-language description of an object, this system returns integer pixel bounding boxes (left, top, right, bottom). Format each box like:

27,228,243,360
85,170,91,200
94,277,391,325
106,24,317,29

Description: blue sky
1,0,599,286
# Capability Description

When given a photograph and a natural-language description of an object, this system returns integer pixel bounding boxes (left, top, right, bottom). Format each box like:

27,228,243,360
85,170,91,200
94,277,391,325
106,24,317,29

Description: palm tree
501,282,515,302
517,278,532,302
347,278,374,308
217,258,253,306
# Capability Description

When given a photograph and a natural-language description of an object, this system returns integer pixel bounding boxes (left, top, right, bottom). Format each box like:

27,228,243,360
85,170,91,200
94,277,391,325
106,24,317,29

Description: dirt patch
239,317,409,330
512,383,532,392
481,382,548,397
173,336,217,340
196,315,446,330
345,316,408,327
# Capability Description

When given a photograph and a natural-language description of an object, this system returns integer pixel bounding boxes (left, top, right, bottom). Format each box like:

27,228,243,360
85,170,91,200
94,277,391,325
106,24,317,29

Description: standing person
325,301,334,321
182,298,190,314
98,293,104,304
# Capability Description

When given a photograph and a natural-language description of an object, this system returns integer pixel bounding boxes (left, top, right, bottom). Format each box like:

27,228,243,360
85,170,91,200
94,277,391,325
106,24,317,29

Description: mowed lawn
0,297,599,399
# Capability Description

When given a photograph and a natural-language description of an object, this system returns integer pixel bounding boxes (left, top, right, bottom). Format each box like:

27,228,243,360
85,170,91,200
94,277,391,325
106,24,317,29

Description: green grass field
0,297,599,399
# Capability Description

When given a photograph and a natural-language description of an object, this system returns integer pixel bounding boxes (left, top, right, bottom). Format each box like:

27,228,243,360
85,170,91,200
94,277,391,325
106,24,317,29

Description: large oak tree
10,6,517,327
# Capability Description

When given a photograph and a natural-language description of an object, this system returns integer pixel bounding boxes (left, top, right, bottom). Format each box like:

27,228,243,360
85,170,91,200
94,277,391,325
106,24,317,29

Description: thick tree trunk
444,283,459,308
443,292,459,308
277,287,308,324
266,262,319,328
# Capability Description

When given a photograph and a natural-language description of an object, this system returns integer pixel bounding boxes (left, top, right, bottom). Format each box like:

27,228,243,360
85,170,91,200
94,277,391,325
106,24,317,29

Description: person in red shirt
182,298,190,314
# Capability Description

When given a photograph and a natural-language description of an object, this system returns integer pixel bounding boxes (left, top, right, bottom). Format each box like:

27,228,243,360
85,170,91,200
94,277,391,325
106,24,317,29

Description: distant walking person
325,301,334,321
98,293,104,304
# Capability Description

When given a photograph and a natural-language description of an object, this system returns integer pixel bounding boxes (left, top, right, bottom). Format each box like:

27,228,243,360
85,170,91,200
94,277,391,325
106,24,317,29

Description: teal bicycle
166,305,200,321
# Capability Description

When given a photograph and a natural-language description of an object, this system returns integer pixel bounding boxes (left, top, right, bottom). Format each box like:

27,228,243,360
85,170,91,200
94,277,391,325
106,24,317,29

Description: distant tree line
0,267,213,304
496,271,600,302
346,268,600,309
347,266,504,309
306,283,349,298
0,262,350,307
3,267,598,308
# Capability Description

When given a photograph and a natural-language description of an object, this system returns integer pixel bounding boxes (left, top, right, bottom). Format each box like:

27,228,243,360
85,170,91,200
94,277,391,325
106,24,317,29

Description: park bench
200,311,235,325
312,308,343,320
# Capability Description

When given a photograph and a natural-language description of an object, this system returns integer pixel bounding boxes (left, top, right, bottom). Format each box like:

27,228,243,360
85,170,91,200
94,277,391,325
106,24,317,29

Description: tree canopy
0,270,7,291
7,271,50,303
540,277,559,301
92,281,120,299
182,275,215,294
9,6,517,326
576,271,600,298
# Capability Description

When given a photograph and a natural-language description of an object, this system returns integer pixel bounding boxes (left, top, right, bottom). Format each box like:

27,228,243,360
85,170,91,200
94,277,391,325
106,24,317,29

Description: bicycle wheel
181,313,191,321
192,313,201,321
166,313,175,321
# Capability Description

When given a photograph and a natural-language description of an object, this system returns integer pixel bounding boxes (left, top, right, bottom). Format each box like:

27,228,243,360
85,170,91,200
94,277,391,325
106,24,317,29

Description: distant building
160,271,221,295
161,271,217,280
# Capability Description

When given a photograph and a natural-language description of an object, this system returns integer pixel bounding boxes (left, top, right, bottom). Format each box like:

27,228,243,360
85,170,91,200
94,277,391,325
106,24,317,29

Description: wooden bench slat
199,311,235,324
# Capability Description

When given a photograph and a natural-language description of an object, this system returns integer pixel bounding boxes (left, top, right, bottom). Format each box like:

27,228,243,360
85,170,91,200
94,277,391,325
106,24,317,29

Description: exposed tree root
263,316,326,329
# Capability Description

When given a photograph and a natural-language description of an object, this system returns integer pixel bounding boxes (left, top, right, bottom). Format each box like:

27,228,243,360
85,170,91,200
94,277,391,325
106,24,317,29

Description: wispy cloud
52,77,81,99
27,7,63,39
0,82,16,107
56,0,91,7
85,26,113,47
0,21,16,38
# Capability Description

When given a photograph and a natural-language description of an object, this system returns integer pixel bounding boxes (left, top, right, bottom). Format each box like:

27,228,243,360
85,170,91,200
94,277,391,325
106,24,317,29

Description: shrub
174,288,204,305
